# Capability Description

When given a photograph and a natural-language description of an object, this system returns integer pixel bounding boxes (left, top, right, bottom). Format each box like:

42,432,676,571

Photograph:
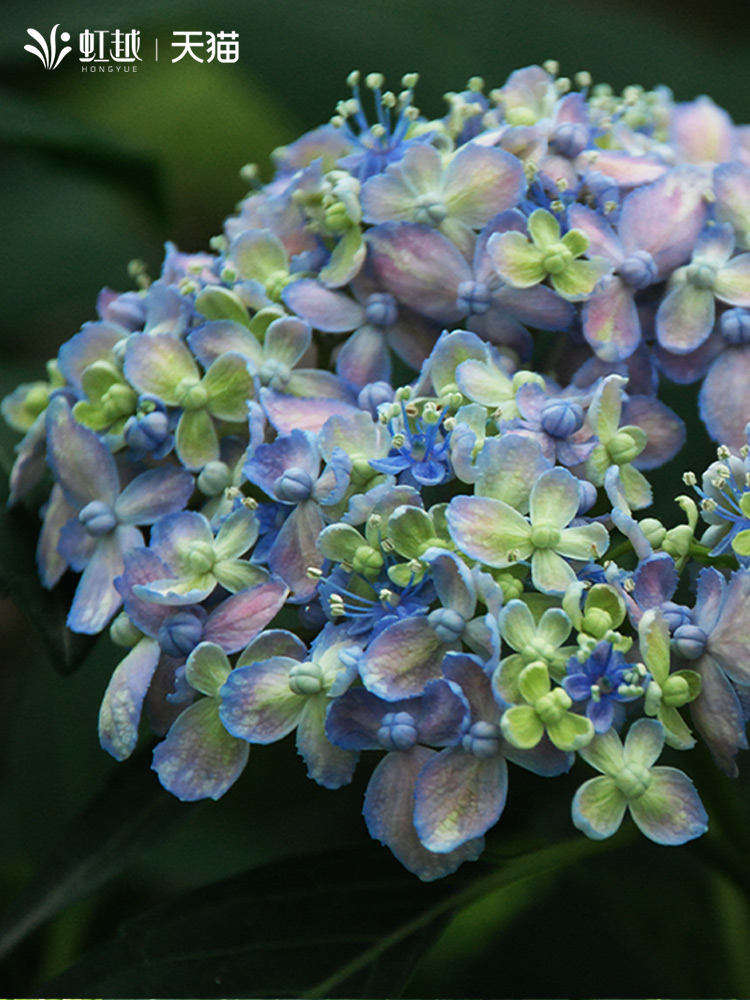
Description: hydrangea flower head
8,63,750,880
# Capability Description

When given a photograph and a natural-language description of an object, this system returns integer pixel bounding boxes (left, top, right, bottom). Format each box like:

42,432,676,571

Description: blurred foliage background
3,0,750,995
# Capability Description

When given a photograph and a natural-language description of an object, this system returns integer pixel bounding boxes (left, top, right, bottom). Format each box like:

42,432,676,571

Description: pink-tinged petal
447,495,533,566
443,144,526,226
187,320,263,369
621,395,686,471
335,324,391,387
691,653,748,777
284,369,357,402
364,747,484,881
656,283,715,353
37,484,76,588
67,532,131,634
693,567,726,635
57,322,126,390
219,655,304,742
705,570,750,685
423,549,476,621
268,500,325,601
571,775,626,839
361,149,435,223
46,397,119,508
415,749,507,852
99,637,161,760
715,254,750,306
205,578,289,653
581,277,640,362
365,222,470,322
360,617,452,700
245,428,319,496
714,162,750,250
568,205,625,266
152,698,249,801
123,333,199,404
296,694,358,788
580,152,667,188
259,387,361,434
698,345,750,448
116,547,175,635
493,282,575,332
653,332,722,384
114,466,194,526
619,166,708,275
281,279,363,332
629,767,708,845
671,97,736,165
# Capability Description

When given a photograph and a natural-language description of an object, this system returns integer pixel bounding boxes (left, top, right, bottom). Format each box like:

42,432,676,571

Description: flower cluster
9,62,750,879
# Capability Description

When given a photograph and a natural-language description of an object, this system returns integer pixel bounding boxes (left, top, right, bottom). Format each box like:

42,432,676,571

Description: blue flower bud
377,710,418,751
618,250,658,290
124,408,170,454
158,610,205,658
365,292,399,328
721,308,750,345
550,121,589,158
540,399,584,439
577,479,599,515
358,381,395,415
274,466,315,503
672,623,708,660
78,499,117,536
456,280,491,316
660,601,693,633
427,607,466,643
462,720,502,758
198,460,233,496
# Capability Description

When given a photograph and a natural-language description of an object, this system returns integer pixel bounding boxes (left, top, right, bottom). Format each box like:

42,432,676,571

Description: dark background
2,0,750,995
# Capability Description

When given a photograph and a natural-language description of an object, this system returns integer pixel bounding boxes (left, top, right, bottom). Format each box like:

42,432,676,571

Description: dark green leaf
0,746,199,965
39,835,615,997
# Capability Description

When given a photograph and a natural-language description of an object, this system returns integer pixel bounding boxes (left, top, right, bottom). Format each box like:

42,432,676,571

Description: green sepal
500,704,545,749
176,408,220,470
194,286,252,328
185,642,232,699
317,522,367,565
387,506,442,560
204,353,255,421
319,226,366,288
546,710,594,752
732,528,750,558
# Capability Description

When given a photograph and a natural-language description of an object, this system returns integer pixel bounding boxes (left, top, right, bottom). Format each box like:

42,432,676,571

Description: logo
25,24,72,70
23,26,239,71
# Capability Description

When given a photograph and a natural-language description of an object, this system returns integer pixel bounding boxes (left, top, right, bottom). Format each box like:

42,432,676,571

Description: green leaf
0,747,199,965
38,836,618,997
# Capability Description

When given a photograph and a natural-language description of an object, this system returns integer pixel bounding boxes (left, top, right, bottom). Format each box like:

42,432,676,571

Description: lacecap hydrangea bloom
15,60,750,879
